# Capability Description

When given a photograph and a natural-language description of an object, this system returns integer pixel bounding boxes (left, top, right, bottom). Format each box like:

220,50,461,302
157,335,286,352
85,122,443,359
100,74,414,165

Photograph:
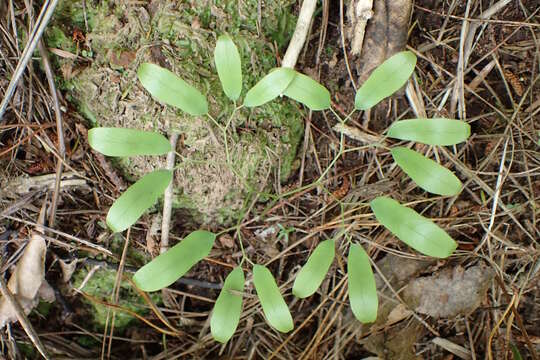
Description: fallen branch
282,0,318,68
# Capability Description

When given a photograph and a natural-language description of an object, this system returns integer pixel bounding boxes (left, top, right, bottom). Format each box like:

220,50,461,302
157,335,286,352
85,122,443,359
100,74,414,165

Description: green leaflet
211,267,244,343
106,170,172,233
283,71,331,110
214,34,242,101
88,127,171,157
137,63,208,115
510,344,523,360
348,244,378,323
355,51,417,110
133,230,216,292
252,265,293,333
292,239,335,298
387,118,471,146
391,147,462,196
370,196,457,258
243,67,296,107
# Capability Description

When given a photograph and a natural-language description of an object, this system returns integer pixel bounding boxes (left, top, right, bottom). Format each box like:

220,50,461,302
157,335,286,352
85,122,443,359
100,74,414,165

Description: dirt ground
0,0,539,359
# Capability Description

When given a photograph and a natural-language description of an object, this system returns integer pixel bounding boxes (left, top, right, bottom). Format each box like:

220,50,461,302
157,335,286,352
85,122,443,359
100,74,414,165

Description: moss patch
52,0,304,225
72,266,159,331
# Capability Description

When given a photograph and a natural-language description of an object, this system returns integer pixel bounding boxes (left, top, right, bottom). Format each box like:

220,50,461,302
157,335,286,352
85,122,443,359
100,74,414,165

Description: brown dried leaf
403,264,494,318
59,258,80,283
0,232,52,328
218,234,235,249
352,0,413,84
503,68,524,97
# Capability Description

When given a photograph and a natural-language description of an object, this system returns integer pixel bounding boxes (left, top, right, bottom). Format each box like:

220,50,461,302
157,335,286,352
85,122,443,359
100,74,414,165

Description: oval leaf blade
243,68,296,107
283,71,331,110
387,118,471,146
137,63,208,115
214,34,242,101
292,239,335,298
370,196,457,258
348,244,378,323
253,265,293,333
391,147,462,196
354,51,417,110
88,127,171,157
106,170,172,233
211,267,244,343
133,230,216,292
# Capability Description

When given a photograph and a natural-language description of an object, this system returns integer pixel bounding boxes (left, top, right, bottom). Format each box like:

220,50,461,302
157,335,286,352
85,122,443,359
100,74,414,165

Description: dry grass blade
0,0,60,120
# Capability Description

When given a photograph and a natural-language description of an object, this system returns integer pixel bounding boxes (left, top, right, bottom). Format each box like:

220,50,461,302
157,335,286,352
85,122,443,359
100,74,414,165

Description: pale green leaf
348,244,378,323
133,230,216,291
253,265,293,333
137,63,208,115
355,51,417,110
283,71,331,110
214,34,242,101
370,196,457,258
387,118,471,146
292,239,335,298
211,267,244,343
243,68,295,107
88,127,171,157
106,170,172,233
391,147,462,196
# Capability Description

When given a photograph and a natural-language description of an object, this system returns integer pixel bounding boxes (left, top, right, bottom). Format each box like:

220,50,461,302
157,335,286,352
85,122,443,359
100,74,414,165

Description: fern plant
87,36,470,342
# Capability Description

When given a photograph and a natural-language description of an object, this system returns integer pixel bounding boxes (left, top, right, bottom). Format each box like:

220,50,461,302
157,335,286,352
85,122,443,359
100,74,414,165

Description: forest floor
0,0,539,359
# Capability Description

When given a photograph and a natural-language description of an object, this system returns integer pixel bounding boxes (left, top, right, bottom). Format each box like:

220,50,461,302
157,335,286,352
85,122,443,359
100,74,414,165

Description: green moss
45,26,74,52
17,342,36,358
73,266,160,331
54,0,304,225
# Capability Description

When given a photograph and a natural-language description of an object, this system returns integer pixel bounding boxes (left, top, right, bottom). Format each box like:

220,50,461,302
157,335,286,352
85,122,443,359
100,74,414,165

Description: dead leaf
49,47,78,60
362,321,424,360
351,0,413,84
385,303,413,326
59,258,80,283
110,50,137,68
218,234,235,249
0,232,53,328
403,264,494,318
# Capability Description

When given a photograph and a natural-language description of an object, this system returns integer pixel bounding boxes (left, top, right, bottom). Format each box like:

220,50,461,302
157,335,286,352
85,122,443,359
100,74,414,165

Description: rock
403,264,494,318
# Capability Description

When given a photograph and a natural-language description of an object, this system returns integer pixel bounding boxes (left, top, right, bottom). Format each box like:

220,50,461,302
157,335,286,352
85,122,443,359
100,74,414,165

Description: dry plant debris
0,226,54,328
352,0,413,82
0,0,538,358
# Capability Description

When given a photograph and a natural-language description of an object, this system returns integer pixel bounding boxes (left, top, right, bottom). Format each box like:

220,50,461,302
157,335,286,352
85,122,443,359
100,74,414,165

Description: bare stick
282,0,318,68
37,40,66,227
0,0,60,121
160,132,179,254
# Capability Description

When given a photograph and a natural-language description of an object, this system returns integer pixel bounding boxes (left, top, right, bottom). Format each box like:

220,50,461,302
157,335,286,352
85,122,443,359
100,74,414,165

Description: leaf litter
0,206,54,328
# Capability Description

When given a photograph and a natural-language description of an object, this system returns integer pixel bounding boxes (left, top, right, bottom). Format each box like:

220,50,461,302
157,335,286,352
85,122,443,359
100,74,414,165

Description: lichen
52,0,304,225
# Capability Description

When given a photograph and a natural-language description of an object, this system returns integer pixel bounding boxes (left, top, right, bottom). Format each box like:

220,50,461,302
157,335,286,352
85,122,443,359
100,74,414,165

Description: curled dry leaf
59,258,80,283
0,232,53,328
